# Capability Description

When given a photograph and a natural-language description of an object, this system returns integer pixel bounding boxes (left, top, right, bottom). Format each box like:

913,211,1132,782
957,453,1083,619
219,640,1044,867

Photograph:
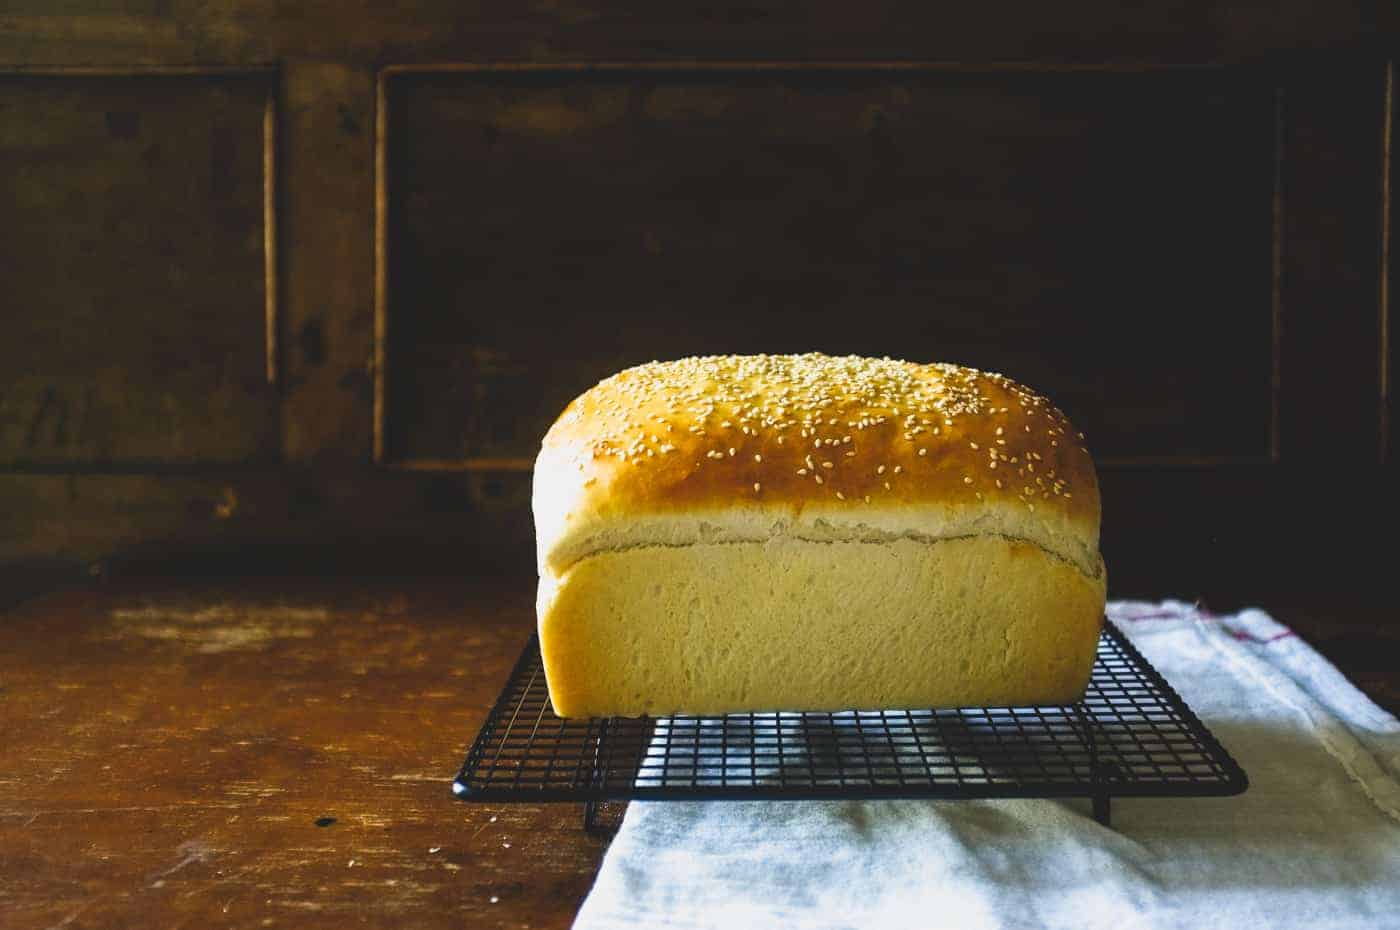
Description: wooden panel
1276,61,1387,462
279,62,377,463
383,67,1275,464
0,2,1382,68
0,73,275,466
1386,59,1396,466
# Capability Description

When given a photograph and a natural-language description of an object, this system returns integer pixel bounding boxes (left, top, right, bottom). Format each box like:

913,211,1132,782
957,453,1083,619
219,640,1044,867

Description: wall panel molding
0,67,280,469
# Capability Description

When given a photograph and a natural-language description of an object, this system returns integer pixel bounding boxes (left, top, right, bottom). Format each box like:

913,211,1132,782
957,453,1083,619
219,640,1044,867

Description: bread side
538,534,1106,717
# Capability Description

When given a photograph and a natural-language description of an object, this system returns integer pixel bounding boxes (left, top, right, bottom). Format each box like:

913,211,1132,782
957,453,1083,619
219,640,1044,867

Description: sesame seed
963,476,972,484
893,465,902,474
754,453,762,462
918,448,927,456
797,468,808,476
884,482,891,490
836,491,846,500
877,465,886,475
728,448,736,457
969,442,979,450
822,461,834,469
814,474,824,484
864,495,871,503
754,482,761,493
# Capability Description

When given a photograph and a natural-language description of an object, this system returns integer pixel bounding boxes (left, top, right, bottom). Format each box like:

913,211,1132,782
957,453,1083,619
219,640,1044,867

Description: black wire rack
453,620,1247,830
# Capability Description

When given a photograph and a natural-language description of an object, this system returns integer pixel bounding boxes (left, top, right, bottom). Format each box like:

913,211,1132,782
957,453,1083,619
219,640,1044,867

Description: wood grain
0,577,608,930
0,2,1382,67
0,576,1394,929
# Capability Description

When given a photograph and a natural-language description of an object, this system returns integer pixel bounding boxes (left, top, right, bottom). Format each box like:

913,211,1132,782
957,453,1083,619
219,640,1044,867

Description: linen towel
573,601,1400,930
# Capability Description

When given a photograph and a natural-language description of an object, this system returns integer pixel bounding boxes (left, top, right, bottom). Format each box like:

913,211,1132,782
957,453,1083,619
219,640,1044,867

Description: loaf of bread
533,353,1106,717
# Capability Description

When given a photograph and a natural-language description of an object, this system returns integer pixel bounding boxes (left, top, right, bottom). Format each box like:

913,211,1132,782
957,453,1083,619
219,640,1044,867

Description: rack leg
1074,701,1113,828
581,718,612,833
1092,793,1111,827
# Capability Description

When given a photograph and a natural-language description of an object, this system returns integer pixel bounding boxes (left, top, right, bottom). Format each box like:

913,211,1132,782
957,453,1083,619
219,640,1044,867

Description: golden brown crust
536,353,1101,573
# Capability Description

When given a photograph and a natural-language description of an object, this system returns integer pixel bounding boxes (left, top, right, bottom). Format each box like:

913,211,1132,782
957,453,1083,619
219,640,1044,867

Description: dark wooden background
1,4,1396,606
1,8,1398,929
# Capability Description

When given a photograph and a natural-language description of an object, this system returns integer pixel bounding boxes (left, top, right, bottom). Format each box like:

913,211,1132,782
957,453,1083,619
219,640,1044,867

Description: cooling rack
453,621,1247,830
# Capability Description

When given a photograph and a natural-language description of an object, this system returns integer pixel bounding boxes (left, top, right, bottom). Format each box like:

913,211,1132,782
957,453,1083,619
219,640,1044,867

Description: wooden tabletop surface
1,576,1396,930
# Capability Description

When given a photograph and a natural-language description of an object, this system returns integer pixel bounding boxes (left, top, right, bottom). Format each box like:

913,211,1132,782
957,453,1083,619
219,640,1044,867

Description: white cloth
573,601,1400,930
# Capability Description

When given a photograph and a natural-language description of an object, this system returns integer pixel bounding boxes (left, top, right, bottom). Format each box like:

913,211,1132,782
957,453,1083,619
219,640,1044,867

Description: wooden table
1,576,1396,929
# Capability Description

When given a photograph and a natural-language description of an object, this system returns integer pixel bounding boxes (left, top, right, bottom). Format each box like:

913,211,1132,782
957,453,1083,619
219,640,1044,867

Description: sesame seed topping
836,491,846,500
814,474,824,485
754,482,761,493
563,353,1084,509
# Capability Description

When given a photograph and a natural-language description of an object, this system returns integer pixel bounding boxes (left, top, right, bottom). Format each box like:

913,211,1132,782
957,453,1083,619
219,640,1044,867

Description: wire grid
453,621,1247,803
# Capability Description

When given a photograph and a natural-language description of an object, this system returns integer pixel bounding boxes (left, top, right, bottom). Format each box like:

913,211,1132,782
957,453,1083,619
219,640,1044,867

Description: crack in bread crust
552,530,1104,583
